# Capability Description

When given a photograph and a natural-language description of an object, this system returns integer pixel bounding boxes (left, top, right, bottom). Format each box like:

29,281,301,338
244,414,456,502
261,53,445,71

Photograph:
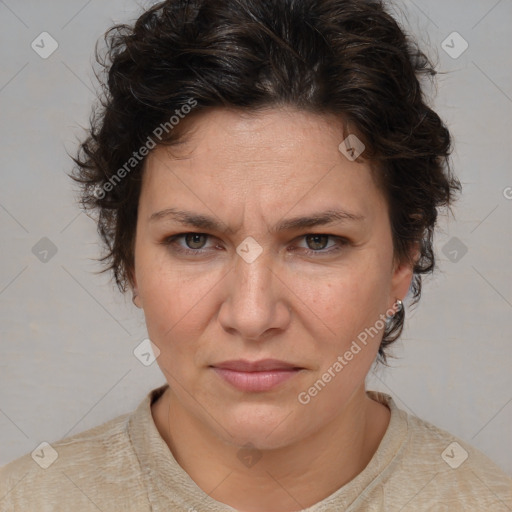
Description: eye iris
306,234,328,250
185,233,207,249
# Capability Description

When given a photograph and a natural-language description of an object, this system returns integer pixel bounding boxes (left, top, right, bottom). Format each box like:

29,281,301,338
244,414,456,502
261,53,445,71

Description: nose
217,246,291,341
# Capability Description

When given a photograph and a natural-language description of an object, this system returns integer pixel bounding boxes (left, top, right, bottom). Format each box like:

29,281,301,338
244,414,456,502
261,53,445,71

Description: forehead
154,107,355,165
140,107,385,224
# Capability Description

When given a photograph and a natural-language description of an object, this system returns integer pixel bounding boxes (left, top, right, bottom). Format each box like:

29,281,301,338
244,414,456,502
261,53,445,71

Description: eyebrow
149,208,365,233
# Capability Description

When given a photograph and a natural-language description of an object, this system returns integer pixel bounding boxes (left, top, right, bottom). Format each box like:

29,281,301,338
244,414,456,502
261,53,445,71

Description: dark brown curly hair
70,0,461,361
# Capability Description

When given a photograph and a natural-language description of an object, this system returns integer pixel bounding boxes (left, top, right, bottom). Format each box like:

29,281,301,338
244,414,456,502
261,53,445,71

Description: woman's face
133,107,414,449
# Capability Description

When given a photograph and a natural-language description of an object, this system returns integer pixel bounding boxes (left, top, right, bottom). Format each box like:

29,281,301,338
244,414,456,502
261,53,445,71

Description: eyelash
161,233,349,257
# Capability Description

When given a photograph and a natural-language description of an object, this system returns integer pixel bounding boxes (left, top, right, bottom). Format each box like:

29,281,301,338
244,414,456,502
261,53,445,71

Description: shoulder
371,392,512,510
0,412,150,512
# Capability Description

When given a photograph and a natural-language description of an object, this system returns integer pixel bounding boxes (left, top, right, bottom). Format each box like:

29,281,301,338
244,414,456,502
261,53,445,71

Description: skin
132,106,416,512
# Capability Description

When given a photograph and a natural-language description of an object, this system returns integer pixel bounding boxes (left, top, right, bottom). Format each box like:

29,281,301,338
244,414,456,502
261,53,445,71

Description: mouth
210,359,304,392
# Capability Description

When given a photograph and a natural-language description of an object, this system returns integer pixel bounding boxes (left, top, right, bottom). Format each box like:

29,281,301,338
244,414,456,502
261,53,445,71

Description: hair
70,0,461,362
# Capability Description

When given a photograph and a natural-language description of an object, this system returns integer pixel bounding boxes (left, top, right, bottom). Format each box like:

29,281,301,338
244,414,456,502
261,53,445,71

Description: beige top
1,384,511,511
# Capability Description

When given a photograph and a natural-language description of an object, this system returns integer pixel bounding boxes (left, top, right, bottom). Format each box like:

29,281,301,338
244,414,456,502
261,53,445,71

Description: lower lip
212,368,301,392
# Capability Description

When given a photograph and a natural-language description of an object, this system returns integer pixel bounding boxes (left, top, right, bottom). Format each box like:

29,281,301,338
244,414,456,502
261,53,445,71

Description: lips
213,359,301,372
211,359,303,392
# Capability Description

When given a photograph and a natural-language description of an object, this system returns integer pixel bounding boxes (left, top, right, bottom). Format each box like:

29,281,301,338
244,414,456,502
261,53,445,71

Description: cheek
136,256,221,357
295,261,389,339
296,275,390,403
294,268,389,412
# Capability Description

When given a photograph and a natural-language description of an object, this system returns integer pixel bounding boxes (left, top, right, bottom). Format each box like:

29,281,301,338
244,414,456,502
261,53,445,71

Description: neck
152,385,390,512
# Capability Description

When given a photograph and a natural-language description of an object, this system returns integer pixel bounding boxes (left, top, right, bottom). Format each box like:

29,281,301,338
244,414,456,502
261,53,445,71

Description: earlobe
390,242,419,307
129,270,142,309
132,290,142,309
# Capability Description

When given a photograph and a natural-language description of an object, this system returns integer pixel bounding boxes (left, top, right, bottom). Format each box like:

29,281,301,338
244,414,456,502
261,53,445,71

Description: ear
129,269,143,309
132,289,142,309
389,241,420,308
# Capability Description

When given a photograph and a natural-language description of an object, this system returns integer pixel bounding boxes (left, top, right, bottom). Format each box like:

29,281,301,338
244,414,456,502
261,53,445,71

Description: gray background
1,0,511,477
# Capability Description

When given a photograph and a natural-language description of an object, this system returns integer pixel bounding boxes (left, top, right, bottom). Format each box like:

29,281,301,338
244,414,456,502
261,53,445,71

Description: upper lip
212,359,301,372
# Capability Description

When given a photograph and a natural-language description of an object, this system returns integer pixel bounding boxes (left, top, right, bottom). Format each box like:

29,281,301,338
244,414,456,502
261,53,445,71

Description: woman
1,0,511,510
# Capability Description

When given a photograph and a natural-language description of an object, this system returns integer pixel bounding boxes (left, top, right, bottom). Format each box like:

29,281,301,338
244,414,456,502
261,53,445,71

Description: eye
293,234,348,256
303,234,331,251
180,233,209,250
161,233,216,255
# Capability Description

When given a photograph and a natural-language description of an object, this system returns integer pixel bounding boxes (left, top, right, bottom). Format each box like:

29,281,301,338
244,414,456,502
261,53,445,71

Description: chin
216,402,305,450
